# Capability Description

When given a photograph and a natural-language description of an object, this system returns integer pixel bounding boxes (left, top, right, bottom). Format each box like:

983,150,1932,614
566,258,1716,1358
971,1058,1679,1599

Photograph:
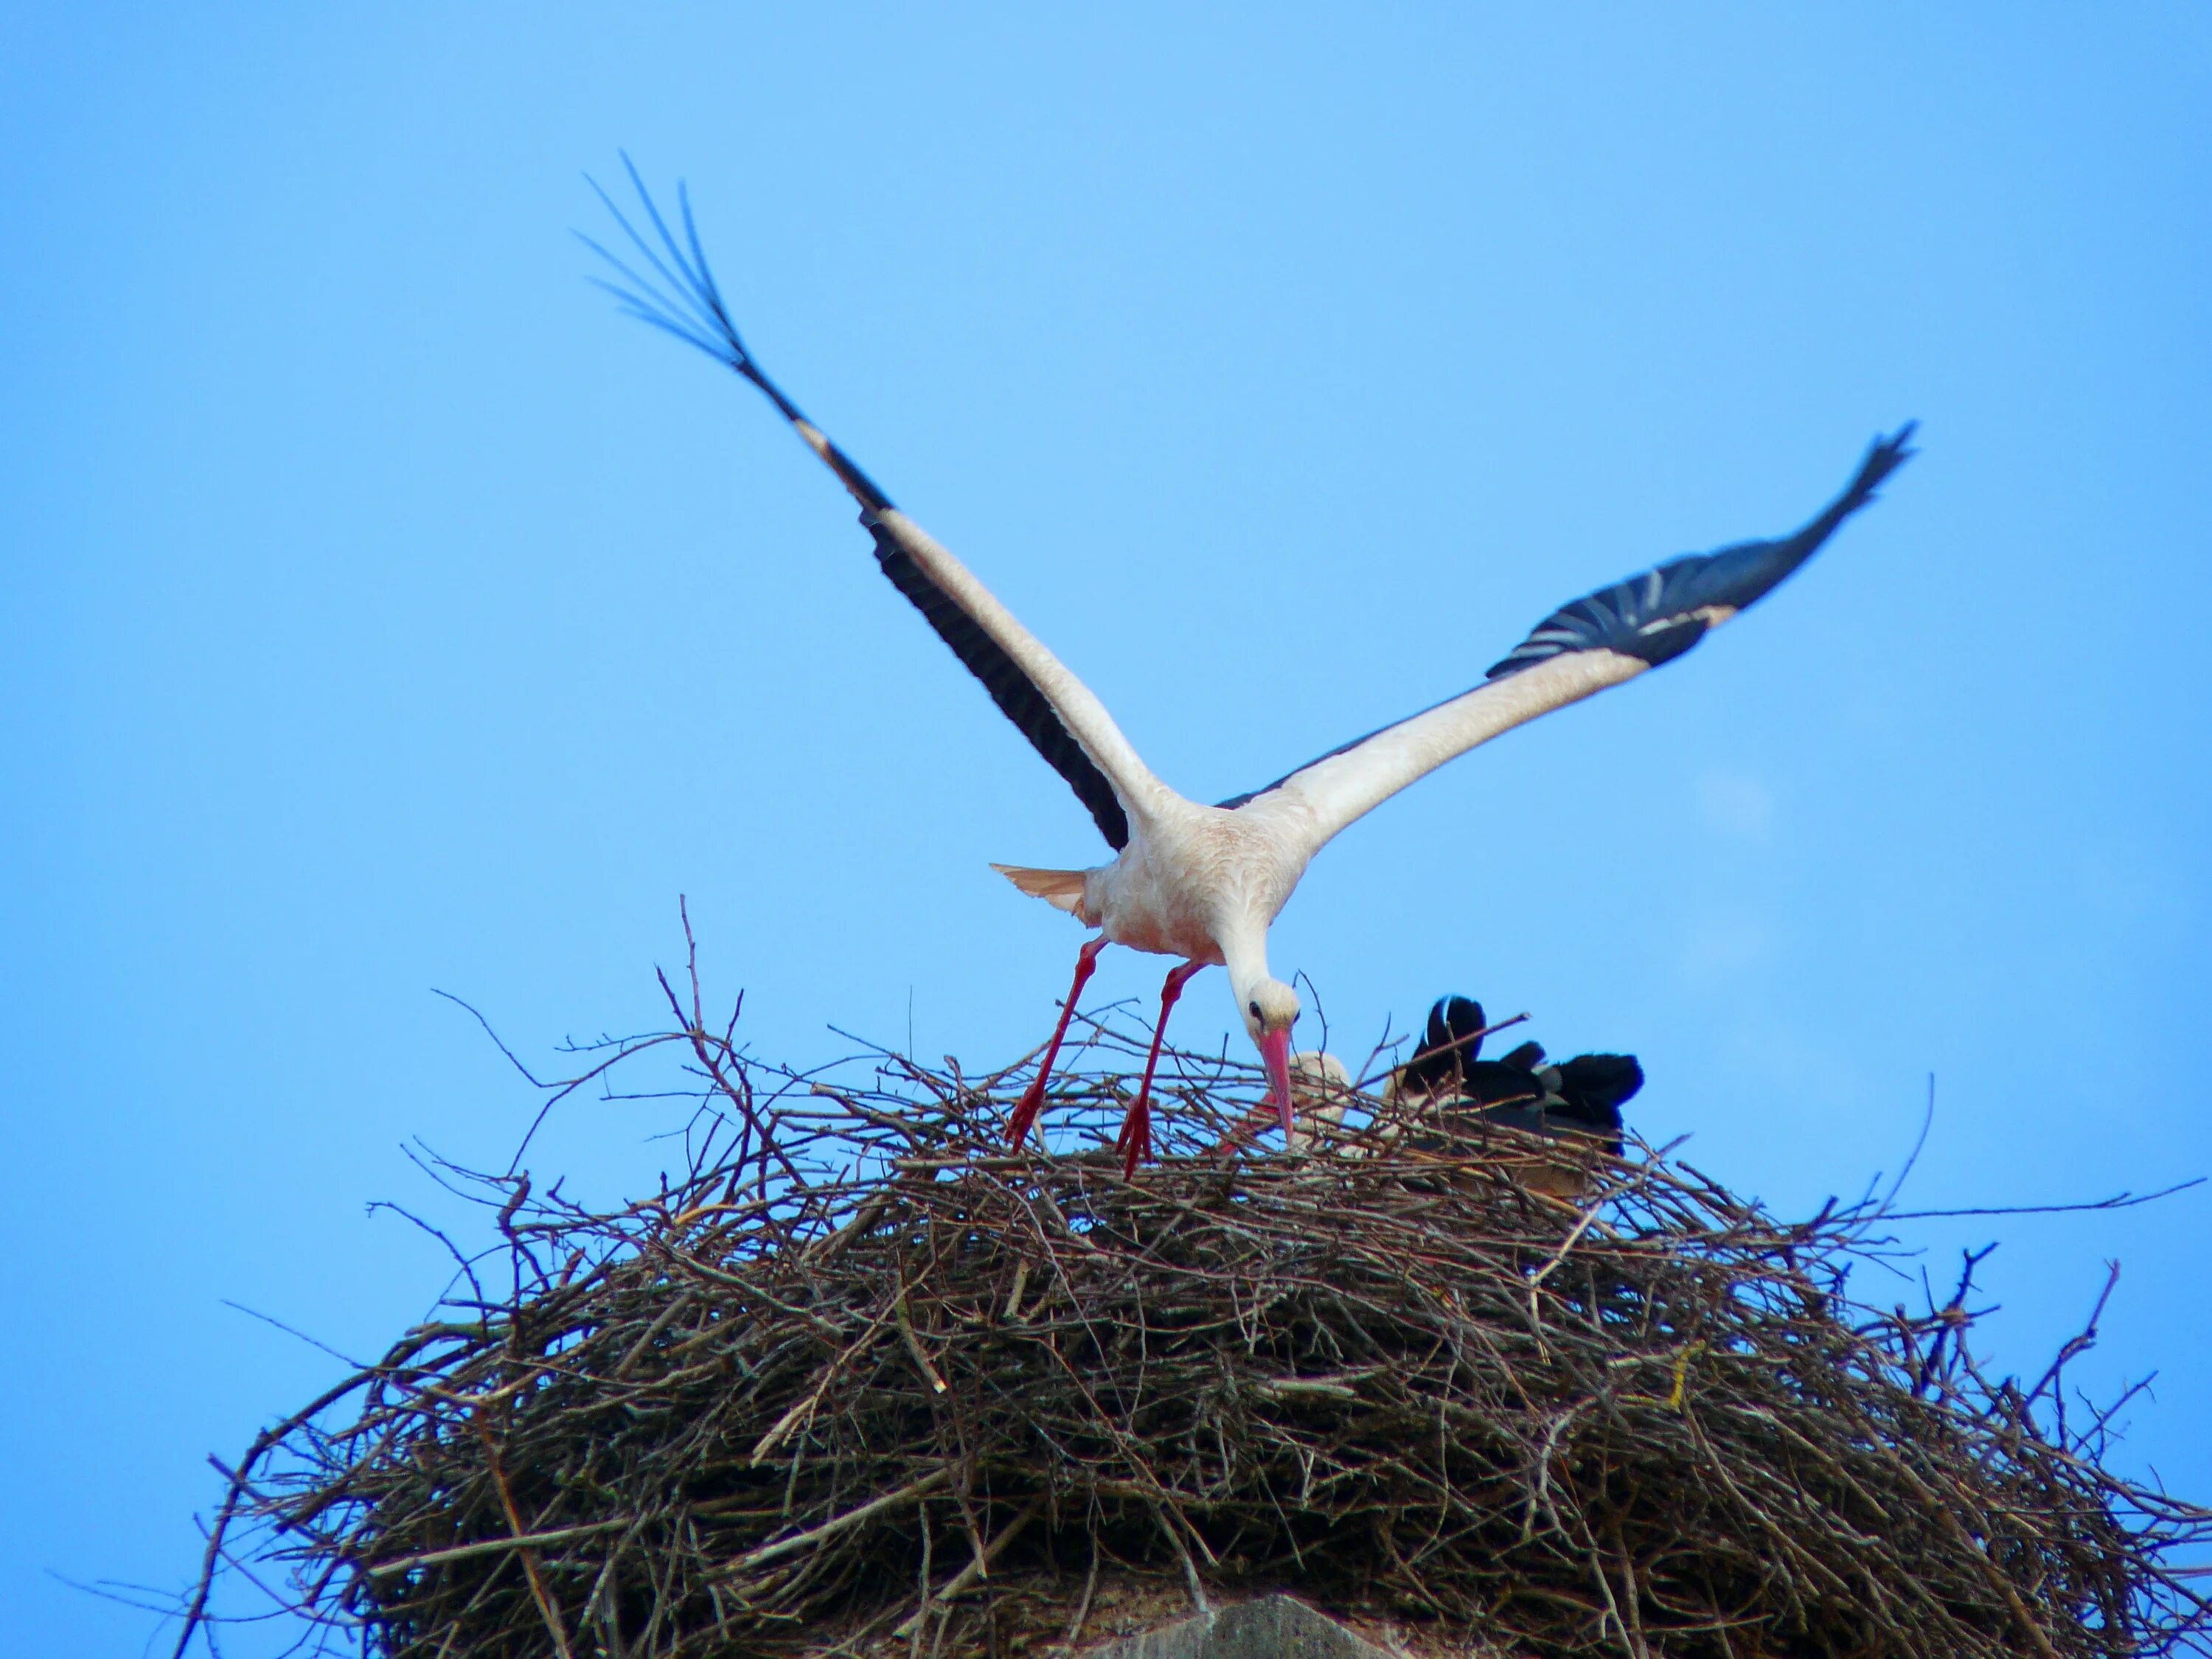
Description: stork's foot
1117,960,1206,1176
1007,1077,1049,1149
1007,935,1107,1150
1115,1096,1152,1177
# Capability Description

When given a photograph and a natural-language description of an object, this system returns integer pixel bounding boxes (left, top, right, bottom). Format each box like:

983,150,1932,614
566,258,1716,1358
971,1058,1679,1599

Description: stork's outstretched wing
1226,426,1917,848
586,160,1155,850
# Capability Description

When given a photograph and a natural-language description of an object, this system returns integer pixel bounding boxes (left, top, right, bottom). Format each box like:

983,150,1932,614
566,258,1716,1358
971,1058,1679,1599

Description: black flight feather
1219,425,1916,810
1485,425,1916,681
587,159,1131,851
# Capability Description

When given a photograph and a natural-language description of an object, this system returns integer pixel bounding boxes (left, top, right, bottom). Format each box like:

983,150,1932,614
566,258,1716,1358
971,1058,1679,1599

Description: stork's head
1239,975,1301,1043
1235,975,1301,1137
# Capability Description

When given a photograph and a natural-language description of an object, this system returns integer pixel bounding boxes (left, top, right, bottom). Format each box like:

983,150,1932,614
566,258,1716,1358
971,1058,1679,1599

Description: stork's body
591,164,1916,1165
1013,801,1307,975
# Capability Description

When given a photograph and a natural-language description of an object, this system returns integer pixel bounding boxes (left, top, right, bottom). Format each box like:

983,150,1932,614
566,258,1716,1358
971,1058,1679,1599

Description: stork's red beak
1259,1027,1295,1141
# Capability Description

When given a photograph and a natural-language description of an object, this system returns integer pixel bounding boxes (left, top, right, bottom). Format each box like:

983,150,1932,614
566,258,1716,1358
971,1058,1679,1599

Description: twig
728,1470,953,1573
473,1411,575,1659
367,1520,631,1578
893,1498,1046,1639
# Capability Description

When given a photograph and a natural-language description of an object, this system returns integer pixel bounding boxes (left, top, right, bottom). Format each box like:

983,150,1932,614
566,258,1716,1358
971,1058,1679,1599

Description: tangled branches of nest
187,976,2211,1659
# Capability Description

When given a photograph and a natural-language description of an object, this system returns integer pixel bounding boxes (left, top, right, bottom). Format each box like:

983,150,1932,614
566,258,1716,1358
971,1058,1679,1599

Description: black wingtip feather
591,161,1130,852
1860,421,1920,495
582,159,751,378
1806,421,1919,542
1483,423,1919,683
584,159,895,511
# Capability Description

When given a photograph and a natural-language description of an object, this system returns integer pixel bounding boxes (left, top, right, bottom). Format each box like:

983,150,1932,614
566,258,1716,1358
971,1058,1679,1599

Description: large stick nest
189,975,2211,1658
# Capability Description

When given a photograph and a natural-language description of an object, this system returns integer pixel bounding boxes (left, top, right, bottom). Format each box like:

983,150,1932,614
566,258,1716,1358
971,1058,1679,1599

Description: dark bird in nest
1394,996,1643,1193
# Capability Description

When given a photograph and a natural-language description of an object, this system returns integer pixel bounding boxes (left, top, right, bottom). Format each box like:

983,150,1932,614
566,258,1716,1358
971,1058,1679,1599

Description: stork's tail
991,863,1091,918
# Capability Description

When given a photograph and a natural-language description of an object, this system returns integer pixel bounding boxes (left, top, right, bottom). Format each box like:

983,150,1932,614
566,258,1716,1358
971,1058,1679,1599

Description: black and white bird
589,167,1913,1169
1394,995,1643,1155
1394,995,1548,1114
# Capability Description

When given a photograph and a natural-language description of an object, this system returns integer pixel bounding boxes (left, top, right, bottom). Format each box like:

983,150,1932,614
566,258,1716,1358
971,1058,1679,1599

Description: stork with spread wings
589,162,1914,1170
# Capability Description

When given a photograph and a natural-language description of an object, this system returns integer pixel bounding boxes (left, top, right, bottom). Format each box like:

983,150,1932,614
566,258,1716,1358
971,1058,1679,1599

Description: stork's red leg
1008,935,1108,1149
1116,961,1206,1176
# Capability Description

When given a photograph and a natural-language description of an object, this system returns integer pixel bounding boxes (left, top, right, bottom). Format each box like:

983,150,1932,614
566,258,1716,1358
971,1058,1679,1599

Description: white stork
588,167,1916,1172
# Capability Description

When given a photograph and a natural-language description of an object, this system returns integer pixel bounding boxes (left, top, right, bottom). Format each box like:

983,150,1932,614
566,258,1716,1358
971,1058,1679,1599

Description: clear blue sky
4,8,2208,1650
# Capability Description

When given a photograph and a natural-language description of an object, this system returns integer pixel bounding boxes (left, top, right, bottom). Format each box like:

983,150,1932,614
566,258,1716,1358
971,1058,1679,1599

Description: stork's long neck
1218,920,1274,1006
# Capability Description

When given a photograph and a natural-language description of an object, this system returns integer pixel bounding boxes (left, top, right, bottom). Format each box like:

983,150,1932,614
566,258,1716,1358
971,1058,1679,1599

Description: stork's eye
1248,1000,1262,1023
